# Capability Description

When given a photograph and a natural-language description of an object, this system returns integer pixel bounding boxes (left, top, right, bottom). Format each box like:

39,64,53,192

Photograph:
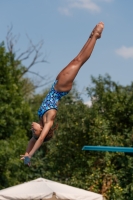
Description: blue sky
0,0,133,103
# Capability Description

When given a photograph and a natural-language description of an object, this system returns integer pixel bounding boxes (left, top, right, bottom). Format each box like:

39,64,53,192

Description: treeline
0,42,133,200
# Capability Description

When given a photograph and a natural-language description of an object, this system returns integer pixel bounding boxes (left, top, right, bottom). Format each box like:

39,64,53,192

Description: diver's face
31,122,42,136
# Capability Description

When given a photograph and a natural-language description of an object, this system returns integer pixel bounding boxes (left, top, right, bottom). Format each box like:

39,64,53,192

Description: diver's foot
93,22,104,39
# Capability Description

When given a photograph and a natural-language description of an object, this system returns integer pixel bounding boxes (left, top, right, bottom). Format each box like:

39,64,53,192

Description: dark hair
44,124,58,142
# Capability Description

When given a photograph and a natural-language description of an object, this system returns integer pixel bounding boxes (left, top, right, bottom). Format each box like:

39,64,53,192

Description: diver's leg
55,22,104,92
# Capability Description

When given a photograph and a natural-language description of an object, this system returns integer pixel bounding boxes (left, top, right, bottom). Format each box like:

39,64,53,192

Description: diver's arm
25,137,37,154
28,121,53,157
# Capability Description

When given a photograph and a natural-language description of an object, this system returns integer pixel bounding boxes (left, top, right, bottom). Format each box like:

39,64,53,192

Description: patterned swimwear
38,80,69,117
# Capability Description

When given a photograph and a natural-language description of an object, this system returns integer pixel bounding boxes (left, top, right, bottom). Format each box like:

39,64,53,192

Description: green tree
33,75,133,200
0,42,34,188
0,32,51,188
86,74,133,199
0,42,32,139
1,35,133,200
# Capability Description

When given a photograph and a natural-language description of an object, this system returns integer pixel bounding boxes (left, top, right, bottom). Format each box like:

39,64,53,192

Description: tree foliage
0,42,32,139
0,42,34,188
1,39,133,199
38,75,133,200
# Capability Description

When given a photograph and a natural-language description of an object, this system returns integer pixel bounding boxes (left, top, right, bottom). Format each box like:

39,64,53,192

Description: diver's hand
20,154,31,166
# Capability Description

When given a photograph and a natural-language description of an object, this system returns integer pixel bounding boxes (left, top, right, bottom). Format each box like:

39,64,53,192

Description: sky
0,0,133,103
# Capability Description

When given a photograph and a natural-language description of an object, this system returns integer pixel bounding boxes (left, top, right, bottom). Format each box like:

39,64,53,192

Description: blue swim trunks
38,80,69,117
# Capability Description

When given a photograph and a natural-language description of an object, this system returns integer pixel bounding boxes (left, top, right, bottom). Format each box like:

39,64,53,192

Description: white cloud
69,0,101,12
58,0,101,15
58,0,114,15
115,46,133,59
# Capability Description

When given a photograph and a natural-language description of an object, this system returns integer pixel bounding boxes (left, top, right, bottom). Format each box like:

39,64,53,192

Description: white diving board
82,146,133,153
